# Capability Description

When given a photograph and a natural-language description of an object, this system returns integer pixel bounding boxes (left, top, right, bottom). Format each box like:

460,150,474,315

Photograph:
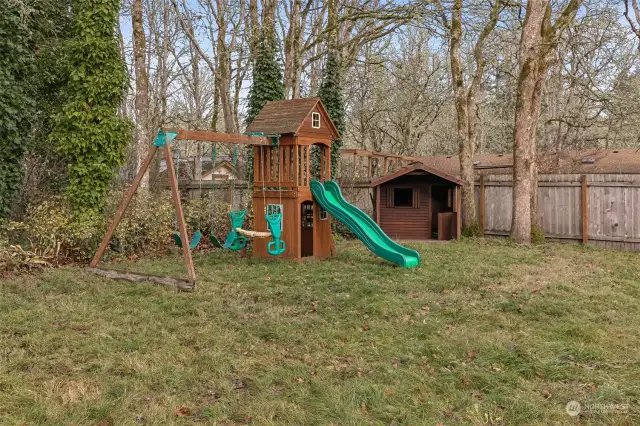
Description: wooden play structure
89,98,340,290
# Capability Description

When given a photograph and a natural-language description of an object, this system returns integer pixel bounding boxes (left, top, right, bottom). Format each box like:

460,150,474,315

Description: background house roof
418,148,640,176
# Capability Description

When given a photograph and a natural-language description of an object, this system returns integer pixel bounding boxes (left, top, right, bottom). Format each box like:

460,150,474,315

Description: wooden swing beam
88,129,277,292
163,128,273,145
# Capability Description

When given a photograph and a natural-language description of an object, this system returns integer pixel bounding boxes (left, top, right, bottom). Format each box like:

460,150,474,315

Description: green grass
0,239,638,425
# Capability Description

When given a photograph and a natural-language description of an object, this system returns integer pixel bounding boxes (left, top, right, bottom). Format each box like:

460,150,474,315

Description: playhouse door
301,201,314,257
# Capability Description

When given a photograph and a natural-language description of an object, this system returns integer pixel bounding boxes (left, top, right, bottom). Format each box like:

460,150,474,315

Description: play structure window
312,112,321,128
267,204,284,231
393,188,414,207
319,206,328,220
302,202,314,228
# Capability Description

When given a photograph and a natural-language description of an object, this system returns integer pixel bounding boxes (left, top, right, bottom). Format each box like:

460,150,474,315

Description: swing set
89,98,339,291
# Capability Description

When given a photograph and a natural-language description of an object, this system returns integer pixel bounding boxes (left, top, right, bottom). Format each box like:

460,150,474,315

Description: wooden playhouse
370,162,466,240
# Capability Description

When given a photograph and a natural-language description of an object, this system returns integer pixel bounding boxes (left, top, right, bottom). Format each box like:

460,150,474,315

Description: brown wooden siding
297,106,336,139
379,183,430,240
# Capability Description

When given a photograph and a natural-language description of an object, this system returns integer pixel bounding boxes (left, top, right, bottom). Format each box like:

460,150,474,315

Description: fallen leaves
174,406,190,417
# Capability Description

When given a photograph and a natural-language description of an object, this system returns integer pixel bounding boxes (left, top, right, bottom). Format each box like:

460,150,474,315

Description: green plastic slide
310,180,420,268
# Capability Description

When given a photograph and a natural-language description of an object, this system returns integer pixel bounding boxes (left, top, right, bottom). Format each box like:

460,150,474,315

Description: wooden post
383,157,389,174
367,156,372,179
305,145,311,186
326,145,331,180
90,145,158,267
455,186,462,240
293,145,299,186
479,175,486,236
253,146,260,184
376,185,381,224
165,143,197,283
581,174,588,244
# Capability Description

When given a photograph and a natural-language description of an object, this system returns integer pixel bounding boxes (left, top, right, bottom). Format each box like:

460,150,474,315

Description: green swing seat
265,213,285,256
210,234,223,248
222,210,286,256
173,230,202,249
223,210,248,250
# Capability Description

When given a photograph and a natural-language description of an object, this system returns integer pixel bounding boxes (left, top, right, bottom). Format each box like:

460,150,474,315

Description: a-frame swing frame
88,129,273,292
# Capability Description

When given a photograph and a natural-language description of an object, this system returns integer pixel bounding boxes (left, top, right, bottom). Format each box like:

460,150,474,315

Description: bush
2,187,264,272
5,189,245,264
10,199,105,261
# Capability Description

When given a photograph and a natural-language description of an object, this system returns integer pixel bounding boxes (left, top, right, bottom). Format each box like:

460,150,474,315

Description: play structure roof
245,97,340,138
370,162,467,187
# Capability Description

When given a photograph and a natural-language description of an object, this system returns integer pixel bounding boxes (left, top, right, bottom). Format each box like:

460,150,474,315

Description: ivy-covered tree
0,2,35,218
318,45,345,178
49,0,132,214
245,37,284,180
246,38,284,125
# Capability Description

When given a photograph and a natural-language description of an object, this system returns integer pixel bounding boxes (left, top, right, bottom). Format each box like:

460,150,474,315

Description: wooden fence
477,173,640,251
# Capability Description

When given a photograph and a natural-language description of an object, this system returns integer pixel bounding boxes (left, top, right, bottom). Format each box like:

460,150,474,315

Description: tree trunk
449,0,476,231
150,2,171,192
511,0,548,244
248,0,260,61
216,0,239,133
132,0,150,188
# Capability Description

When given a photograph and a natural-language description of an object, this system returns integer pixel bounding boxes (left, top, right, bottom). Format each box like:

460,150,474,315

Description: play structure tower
247,98,339,260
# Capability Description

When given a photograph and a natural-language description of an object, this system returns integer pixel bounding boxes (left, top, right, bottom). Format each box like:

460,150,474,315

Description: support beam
165,128,271,145
454,186,462,240
165,143,197,283
90,145,158,267
581,174,588,244
479,175,486,236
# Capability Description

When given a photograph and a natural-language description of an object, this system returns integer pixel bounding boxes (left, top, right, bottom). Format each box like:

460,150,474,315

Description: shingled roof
418,149,640,176
245,97,339,137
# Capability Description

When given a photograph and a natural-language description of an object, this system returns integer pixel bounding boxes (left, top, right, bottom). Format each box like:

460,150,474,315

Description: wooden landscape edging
87,268,194,291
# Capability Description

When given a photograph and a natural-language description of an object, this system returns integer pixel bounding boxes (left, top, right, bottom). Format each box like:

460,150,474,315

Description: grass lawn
0,238,638,425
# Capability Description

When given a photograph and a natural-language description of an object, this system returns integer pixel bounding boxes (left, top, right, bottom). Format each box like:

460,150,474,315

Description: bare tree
624,0,640,48
439,0,503,232
511,0,583,243
132,0,151,188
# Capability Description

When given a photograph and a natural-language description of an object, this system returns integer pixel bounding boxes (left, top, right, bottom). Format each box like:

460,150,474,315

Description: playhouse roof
245,97,340,138
371,162,467,187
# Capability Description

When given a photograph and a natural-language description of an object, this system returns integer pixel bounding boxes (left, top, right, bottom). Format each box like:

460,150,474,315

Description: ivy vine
318,44,346,179
245,36,284,181
49,0,132,214
0,2,35,218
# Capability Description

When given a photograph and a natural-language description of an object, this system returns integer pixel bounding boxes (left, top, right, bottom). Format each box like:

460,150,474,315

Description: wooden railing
339,149,419,182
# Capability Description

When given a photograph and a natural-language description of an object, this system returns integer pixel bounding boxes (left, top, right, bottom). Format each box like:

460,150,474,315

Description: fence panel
476,173,640,251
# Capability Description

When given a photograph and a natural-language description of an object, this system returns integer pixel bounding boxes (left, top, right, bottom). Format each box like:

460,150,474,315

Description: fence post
581,174,588,245
479,175,486,236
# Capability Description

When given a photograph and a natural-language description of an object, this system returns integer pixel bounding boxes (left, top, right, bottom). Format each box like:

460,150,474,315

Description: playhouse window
319,206,328,220
393,188,414,207
267,204,284,231
312,112,321,128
